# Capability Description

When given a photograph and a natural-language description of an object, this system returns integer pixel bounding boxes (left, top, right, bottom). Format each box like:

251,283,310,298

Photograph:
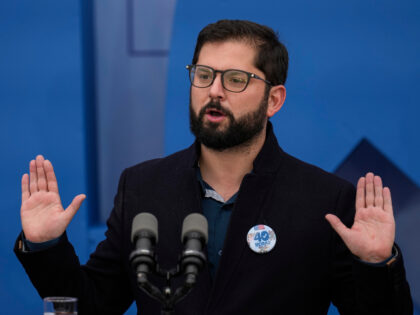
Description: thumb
325,213,351,243
64,194,86,222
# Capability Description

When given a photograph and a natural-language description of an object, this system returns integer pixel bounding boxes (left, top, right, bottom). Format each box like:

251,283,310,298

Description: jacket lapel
205,122,284,311
207,171,277,310
169,141,203,222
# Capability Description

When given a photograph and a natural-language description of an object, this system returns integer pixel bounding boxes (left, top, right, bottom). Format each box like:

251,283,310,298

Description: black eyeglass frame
186,64,272,93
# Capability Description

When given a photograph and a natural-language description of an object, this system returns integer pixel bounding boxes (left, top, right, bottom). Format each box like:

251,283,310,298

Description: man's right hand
21,155,86,243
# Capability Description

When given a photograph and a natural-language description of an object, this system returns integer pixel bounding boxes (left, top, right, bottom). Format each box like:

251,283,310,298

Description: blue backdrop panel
165,0,420,313
93,0,175,223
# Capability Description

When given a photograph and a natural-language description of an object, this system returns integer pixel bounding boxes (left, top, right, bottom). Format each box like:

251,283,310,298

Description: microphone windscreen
182,213,208,244
131,212,158,243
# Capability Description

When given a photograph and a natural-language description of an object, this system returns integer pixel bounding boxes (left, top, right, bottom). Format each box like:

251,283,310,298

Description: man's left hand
325,172,395,263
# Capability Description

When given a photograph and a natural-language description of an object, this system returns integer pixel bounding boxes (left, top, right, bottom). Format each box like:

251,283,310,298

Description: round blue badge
246,224,276,254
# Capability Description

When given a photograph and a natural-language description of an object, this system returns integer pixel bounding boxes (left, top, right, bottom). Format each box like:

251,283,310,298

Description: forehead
196,40,259,72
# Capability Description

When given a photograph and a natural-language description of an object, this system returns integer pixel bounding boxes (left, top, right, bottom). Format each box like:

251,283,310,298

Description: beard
189,90,269,151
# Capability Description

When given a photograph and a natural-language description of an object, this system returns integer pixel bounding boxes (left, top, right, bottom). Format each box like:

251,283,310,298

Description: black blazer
15,123,412,314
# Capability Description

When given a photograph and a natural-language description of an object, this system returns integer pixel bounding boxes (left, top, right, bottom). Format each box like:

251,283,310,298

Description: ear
266,85,286,118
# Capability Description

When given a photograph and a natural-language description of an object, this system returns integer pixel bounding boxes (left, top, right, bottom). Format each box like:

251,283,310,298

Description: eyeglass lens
191,66,249,92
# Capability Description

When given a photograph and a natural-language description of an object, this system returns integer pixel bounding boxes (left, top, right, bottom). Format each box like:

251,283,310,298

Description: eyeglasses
186,64,272,93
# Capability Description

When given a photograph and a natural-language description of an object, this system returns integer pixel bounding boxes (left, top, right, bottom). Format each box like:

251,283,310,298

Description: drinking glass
43,296,78,315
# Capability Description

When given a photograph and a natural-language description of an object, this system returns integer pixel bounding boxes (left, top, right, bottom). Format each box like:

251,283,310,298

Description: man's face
189,40,270,151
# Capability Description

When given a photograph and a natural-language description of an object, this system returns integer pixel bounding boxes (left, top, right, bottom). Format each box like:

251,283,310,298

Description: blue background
0,0,419,314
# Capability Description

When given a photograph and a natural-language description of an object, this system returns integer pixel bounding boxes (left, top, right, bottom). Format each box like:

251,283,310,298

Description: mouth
206,108,225,117
205,107,227,123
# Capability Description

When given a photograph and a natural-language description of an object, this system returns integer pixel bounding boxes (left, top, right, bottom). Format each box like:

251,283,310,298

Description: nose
208,73,226,100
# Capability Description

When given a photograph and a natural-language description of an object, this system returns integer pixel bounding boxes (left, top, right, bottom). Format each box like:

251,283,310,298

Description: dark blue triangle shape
334,138,420,214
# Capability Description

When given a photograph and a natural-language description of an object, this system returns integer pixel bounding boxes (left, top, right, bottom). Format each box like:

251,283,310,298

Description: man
15,20,412,314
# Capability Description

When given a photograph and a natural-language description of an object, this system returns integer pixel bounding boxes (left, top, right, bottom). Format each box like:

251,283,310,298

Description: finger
365,172,375,207
374,175,384,209
325,214,352,243
21,174,30,202
44,160,59,193
29,160,38,194
64,194,86,223
355,177,366,210
383,187,393,214
36,155,47,191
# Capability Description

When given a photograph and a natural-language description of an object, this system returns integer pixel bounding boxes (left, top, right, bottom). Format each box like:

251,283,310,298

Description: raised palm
21,155,85,243
326,172,395,263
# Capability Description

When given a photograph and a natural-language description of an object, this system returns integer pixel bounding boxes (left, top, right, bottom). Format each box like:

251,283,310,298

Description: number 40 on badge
246,224,276,254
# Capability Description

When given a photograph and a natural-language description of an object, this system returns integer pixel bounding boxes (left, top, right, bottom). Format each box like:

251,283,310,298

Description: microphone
181,213,208,286
130,213,158,280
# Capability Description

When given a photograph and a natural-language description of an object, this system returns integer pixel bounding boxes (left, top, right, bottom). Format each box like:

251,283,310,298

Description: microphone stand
130,249,205,315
